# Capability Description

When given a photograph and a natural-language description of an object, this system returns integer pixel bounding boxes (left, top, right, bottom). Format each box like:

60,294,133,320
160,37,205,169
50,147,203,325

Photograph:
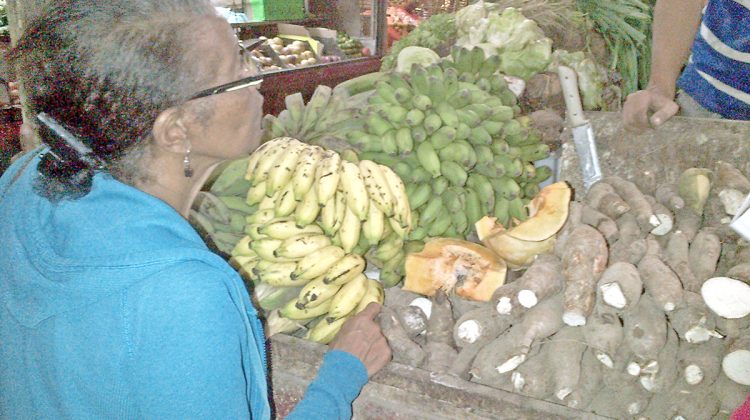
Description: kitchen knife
557,65,603,191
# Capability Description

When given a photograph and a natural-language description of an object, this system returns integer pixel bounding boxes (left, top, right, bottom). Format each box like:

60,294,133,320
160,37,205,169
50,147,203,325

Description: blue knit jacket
0,151,367,419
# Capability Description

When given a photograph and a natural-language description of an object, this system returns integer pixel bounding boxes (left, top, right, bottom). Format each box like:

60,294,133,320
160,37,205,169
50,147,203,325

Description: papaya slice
507,181,571,242
403,238,506,302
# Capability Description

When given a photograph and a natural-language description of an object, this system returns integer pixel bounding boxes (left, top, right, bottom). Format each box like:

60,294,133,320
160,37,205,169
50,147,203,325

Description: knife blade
557,65,603,191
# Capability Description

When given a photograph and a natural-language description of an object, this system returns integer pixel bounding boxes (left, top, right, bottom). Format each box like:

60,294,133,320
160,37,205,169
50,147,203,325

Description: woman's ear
152,107,189,154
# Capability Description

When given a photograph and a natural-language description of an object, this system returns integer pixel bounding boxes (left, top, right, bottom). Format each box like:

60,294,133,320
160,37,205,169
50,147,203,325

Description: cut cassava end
598,262,642,311
701,277,750,319
547,326,587,401
583,306,624,369
667,291,721,344
677,338,723,386
639,328,680,393
649,201,674,236
515,253,564,309
722,336,750,385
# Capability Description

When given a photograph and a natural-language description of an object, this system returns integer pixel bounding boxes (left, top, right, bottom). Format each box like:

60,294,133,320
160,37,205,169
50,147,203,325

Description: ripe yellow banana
274,183,298,217
245,181,267,206
279,296,332,320
244,224,266,241
267,141,306,194
258,190,280,211
316,151,342,205
323,253,366,285
379,164,412,230
359,160,395,217
292,147,324,200
306,315,349,344
260,219,323,240
245,208,276,225
339,160,370,221
230,235,255,258
330,189,347,235
296,276,342,309
292,245,346,280
250,238,282,261
355,278,385,314
256,261,300,287
362,201,385,246
294,186,321,227
252,138,299,186
274,233,332,259
326,273,369,321
338,206,361,253
244,140,276,181
319,195,338,235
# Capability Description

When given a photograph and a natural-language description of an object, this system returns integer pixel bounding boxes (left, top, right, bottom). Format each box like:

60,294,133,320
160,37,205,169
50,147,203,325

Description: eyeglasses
187,38,265,101
188,74,263,101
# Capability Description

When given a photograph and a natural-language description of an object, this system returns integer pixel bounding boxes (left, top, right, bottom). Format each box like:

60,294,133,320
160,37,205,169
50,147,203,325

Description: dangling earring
183,142,194,178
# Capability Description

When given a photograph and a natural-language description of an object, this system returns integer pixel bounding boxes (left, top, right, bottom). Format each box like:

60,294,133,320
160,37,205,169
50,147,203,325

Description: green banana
469,126,492,146
493,197,511,227
416,142,441,178
411,94,432,111
427,211,452,237
409,64,431,96
366,113,393,137
456,109,481,128
524,183,540,198
218,196,256,215
423,112,443,135
405,109,426,127
375,80,400,106
431,176,449,196
446,89,472,109
411,126,428,143
395,127,414,155
407,183,432,209
508,197,529,223
464,188,484,227
384,106,409,125
429,126,457,150
195,191,232,225
410,168,432,183
419,196,445,225
519,143,551,162
490,139,510,156
381,129,399,156
494,176,522,200
450,209,469,235
379,251,406,288
210,157,251,196
441,161,469,187
467,173,495,211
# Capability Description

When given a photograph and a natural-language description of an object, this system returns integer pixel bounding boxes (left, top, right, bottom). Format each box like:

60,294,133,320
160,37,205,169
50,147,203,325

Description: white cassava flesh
496,297,513,315
457,320,481,344
410,297,432,319
517,290,538,308
627,362,641,376
723,337,750,385
600,282,627,309
701,277,750,319
685,364,704,385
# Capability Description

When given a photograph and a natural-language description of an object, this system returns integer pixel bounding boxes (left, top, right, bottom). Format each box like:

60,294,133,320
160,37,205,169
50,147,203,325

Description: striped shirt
677,0,750,120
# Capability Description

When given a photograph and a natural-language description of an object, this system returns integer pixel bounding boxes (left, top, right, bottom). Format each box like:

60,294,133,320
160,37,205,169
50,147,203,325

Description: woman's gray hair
10,0,223,200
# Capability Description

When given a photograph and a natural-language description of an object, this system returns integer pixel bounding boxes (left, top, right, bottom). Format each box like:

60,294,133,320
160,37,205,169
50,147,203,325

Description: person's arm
622,0,706,132
286,303,391,420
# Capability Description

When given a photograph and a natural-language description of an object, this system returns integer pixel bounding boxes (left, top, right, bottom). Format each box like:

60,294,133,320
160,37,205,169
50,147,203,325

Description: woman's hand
330,302,392,377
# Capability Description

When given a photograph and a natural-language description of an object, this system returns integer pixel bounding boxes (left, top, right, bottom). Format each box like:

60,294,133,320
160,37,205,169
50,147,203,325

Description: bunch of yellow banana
242,137,412,253
229,226,384,344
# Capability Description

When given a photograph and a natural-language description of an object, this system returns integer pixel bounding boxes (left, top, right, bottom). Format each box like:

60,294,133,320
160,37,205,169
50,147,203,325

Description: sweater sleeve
285,350,369,420
125,267,254,419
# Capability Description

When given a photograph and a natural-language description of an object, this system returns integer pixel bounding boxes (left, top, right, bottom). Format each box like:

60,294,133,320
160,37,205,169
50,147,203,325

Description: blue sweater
0,151,368,419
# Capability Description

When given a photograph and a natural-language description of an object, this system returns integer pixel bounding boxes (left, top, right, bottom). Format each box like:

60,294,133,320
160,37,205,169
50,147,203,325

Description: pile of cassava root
380,161,750,419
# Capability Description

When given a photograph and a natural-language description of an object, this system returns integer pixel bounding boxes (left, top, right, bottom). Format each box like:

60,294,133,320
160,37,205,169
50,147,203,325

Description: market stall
195,1,750,418
5,0,750,418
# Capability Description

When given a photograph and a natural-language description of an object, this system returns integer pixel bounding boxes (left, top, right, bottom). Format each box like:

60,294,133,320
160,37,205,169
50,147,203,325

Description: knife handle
557,65,587,127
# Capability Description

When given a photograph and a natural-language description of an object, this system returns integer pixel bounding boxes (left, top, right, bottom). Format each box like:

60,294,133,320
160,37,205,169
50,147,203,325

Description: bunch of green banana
189,189,260,255
260,84,370,151
317,50,553,241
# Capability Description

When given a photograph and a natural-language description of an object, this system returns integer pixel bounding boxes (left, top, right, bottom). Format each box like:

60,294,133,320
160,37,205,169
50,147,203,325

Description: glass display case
221,0,388,115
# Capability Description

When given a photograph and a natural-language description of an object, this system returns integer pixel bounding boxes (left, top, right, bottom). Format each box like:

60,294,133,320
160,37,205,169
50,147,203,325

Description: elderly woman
0,1,390,418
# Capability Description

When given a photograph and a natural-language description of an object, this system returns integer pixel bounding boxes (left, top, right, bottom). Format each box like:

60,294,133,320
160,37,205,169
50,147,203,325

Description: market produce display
336,32,367,59
195,137,418,342
381,163,750,419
